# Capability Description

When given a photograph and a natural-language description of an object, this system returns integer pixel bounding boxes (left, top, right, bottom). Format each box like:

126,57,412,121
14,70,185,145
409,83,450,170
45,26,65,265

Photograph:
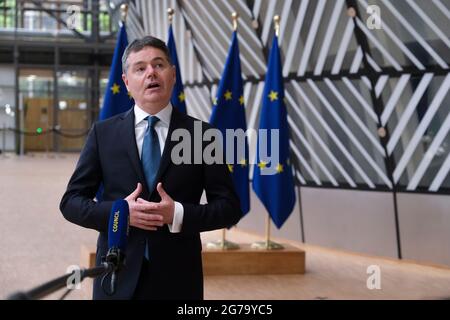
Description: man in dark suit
60,36,242,300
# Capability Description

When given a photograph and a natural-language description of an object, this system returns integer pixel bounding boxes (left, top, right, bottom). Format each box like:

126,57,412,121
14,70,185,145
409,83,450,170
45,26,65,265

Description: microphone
105,199,129,295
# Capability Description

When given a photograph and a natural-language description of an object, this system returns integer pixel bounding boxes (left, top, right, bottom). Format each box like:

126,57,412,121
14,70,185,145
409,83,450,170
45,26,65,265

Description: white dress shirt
134,103,183,233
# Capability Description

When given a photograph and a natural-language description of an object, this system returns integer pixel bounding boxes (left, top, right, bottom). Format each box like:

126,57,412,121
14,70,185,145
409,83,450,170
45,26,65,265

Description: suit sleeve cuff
167,201,184,233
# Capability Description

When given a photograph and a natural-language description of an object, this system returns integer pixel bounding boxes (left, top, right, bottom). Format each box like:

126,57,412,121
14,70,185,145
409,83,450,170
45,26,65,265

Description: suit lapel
120,109,147,190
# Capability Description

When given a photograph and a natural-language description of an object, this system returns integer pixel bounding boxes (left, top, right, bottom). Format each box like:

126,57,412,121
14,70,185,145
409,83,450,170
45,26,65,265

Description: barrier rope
0,127,89,138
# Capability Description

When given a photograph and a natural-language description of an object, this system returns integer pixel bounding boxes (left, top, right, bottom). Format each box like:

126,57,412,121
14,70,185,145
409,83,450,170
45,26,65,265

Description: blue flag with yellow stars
99,24,134,120
167,25,187,114
252,35,296,229
210,31,250,216
97,24,133,201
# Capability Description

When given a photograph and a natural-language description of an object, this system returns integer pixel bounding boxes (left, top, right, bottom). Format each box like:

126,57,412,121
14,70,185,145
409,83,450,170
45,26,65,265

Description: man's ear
171,65,176,82
122,73,129,90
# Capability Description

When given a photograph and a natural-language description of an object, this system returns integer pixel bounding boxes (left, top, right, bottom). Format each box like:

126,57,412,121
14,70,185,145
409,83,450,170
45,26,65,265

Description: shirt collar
134,103,172,127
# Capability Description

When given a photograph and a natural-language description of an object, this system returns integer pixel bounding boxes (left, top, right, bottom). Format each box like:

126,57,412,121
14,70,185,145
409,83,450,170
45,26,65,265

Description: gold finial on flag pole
168,7,175,24
273,15,280,37
120,3,128,23
231,12,239,31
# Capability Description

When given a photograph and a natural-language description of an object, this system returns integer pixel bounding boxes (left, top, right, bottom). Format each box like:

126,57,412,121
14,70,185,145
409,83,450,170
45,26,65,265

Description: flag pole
251,15,284,251
206,12,242,251
251,214,284,250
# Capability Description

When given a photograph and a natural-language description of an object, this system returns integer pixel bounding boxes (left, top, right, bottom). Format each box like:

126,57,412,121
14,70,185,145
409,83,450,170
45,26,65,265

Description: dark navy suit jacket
60,107,242,299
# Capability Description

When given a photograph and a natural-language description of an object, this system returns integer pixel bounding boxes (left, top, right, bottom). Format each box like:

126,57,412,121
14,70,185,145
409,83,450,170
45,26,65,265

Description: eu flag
167,25,187,114
252,35,296,228
99,24,134,120
97,24,133,201
210,31,250,215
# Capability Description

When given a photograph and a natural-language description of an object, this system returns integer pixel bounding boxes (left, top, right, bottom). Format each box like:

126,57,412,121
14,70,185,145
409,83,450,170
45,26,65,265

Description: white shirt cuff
167,201,184,233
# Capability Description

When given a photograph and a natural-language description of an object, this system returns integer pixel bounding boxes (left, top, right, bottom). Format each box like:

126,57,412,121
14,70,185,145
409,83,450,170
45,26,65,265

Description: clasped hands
125,182,174,231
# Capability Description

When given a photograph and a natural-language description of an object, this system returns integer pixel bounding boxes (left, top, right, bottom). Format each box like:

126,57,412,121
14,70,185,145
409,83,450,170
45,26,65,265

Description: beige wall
238,187,450,267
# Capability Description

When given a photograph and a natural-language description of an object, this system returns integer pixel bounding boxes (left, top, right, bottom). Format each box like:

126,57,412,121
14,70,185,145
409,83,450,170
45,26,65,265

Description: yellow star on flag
227,164,234,173
268,90,278,101
276,163,284,173
239,95,245,105
111,83,120,94
224,90,232,101
239,158,247,167
178,91,185,102
127,91,133,99
258,161,267,169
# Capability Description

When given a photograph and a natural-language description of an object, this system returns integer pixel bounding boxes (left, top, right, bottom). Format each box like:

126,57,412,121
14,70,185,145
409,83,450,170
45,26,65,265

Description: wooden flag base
81,243,306,278
202,243,305,276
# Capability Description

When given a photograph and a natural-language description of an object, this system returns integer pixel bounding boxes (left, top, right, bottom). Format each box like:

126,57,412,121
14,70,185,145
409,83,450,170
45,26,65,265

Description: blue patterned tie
141,116,160,260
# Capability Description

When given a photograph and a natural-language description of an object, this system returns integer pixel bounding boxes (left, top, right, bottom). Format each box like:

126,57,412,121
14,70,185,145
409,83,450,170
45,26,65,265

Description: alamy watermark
66,5,81,30
66,265,81,290
169,121,282,175
366,265,381,290
367,5,382,30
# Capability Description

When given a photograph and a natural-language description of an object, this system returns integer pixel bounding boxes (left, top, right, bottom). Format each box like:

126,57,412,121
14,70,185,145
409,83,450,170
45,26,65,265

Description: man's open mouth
146,83,160,89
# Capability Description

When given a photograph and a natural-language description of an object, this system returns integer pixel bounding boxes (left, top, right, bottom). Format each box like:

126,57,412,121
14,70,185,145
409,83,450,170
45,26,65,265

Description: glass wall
0,66,15,152
19,68,54,152
16,67,109,152
0,0,113,33
56,69,90,152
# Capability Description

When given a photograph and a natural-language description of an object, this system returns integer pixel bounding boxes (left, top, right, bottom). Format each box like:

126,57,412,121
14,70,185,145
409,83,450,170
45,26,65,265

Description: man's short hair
122,36,172,74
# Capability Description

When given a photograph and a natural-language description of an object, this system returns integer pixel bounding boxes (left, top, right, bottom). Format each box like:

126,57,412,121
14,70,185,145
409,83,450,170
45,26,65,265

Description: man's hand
125,183,164,231
136,183,175,225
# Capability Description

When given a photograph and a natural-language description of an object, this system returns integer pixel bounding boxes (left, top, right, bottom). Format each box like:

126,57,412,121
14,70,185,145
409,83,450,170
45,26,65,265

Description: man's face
122,46,176,111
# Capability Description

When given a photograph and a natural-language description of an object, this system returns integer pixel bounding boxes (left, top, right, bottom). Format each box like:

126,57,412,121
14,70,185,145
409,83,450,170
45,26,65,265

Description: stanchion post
45,125,49,157
48,126,54,158
1,123,6,156
19,93,24,156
